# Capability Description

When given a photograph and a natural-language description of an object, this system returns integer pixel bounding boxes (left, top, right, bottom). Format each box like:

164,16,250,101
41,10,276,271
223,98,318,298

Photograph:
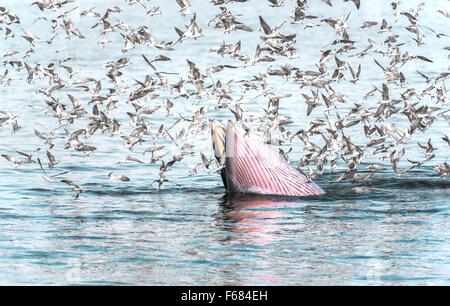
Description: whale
211,120,325,197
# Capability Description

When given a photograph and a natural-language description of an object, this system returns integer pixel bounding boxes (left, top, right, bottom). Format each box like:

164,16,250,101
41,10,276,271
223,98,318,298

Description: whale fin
225,121,324,197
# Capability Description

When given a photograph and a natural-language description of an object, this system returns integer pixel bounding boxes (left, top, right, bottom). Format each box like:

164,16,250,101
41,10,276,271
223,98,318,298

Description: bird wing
258,16,272,35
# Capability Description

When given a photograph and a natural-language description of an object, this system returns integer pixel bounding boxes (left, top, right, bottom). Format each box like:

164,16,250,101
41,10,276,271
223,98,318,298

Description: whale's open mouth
211,120,325,197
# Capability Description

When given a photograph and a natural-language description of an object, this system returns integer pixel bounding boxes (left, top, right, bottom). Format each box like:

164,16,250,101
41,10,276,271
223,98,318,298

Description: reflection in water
215,194,314,285
218,194,300,246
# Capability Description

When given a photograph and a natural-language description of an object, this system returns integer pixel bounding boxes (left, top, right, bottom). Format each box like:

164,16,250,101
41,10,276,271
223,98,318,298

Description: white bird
108,172,131,182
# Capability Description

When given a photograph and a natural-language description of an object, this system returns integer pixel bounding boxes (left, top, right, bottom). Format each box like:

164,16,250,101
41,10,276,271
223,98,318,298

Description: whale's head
210,119,324,197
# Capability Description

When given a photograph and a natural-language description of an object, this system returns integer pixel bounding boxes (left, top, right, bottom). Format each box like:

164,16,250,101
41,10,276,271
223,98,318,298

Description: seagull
108,172,131,182
1,154,22,168
175,0,191,16
174,13,203,44
37,158,69,182
21,28,39,46
60,179,83,198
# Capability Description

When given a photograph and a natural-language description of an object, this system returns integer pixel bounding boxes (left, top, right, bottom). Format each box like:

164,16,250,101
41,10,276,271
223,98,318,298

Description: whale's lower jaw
225,157,325,197
211,120,325,198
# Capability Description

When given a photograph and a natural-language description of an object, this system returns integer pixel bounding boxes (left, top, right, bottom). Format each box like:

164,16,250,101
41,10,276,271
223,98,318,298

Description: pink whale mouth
211,120,325,197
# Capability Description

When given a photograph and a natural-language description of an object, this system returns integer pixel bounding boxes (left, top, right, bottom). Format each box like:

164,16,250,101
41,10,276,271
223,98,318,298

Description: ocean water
0,0,449,285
